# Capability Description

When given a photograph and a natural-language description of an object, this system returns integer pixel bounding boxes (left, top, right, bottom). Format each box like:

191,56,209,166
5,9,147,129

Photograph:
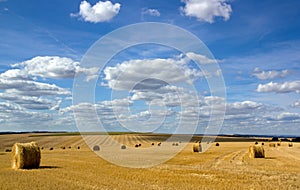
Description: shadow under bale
11,142,41,169
249,145,265,158
5,149,12,152
93,145,100,151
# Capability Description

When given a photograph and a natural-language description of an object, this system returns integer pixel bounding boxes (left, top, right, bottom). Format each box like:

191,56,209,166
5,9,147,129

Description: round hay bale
269,143,276,147
68,146,71,149
158,142,161,146
288,142,293,147
193,143,202,152
216,143,220,146
262,142,265,146
138,144,142,147
277,142,281,146
249,145,265,158
135,144,139,148
11,142,41,169
61,146,65,150
175,143,179,146
151,143,155,146
255,141,258,145
172,143,175,146
5,149,12,152
93,145,100,151
121,145,126,149
49,147,53,150
77,146,80,149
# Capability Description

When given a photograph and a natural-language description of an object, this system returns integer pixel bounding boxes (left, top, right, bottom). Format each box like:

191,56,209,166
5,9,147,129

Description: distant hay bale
193,143,202,152
138,144,142,147
61,146,65,150
68,146,71,149
49,147,53,150
261,142,264,145
216,143,220,146
77,146,80,149
248,145,265,158
121,145,126,149
93,145,100,151
158,142,161,146
5,149,12,152
255,141,258,145
151,143,155,146
11,142,41,169
288,142,293,147
277,142,281,146
269,143,276,147
172,143,175,146
175,143,179,146
135,144,139,148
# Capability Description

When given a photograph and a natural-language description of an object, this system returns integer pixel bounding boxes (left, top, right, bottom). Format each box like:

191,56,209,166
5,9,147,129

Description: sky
0,0,300,136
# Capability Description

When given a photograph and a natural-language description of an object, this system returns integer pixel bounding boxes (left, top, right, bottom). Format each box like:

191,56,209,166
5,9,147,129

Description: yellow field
0,134,299,189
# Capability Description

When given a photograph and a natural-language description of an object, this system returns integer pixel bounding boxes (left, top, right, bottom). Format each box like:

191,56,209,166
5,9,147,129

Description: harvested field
0,133,299,189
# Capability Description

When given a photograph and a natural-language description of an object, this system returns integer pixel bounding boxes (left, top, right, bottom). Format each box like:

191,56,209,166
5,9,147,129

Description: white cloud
180,0,232,23
142,8,160,17
13,56,98,80
186,52,217,64
74,0,121,23
0,93,60,110
291,100,300,108
103,56,202,90
265,112,300,121
252,68,289,80
257,81,300,93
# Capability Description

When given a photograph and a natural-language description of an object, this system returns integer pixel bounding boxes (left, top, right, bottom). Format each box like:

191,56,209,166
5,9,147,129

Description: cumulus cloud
0,93,61,110
180,0,232,23
257,81,300,93
102,56,204,90
72,0,121,23
252,68,289,80
142,8,160,17
265,112,300,121
13,56,98,80
291,100,300,108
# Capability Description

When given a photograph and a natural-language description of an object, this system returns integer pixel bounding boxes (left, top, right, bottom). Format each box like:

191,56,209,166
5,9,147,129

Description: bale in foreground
249,145,265,158
11,142,41,169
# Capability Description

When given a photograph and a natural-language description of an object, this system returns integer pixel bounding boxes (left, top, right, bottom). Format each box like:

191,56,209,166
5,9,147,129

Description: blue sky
0,0,300,135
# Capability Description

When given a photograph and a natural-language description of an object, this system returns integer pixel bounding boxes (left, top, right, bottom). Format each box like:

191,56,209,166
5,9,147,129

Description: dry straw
11,142,41,169
193,143,202,152
249,145,265,158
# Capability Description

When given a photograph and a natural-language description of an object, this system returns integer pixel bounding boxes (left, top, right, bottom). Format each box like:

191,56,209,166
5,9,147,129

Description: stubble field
0,133,299,189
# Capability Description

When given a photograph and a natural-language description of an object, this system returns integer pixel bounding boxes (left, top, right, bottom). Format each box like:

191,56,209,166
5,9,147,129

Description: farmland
0,133,299,189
